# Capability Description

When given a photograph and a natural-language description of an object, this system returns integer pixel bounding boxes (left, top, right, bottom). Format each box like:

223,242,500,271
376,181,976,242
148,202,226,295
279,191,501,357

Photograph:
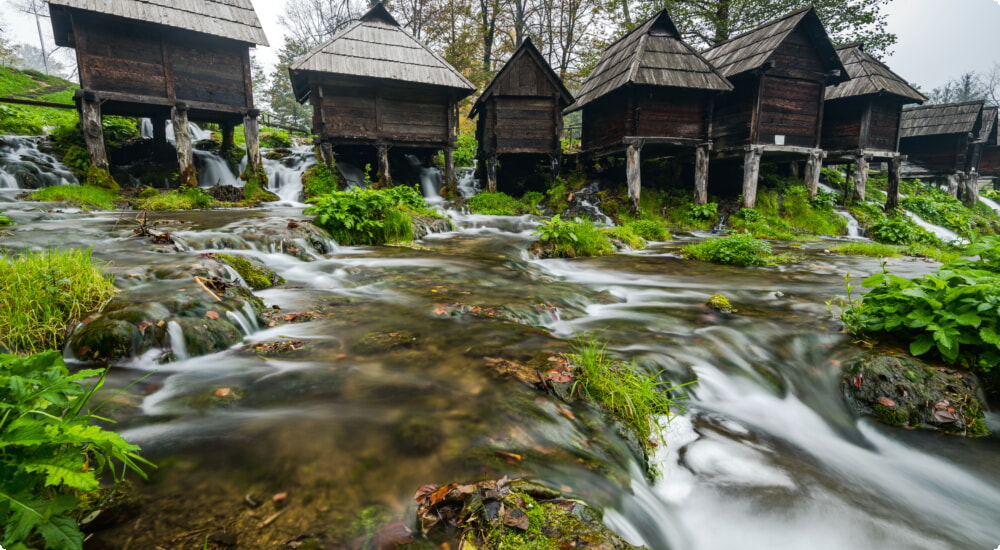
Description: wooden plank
0,97,75,109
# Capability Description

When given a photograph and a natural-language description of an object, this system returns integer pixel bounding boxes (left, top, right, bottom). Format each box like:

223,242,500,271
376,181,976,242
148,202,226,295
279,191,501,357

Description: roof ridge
704,6,811,52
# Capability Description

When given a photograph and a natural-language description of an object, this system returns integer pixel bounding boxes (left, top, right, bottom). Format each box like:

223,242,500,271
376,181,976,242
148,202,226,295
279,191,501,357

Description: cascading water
905,210,964,243
263,145,315,204
337,161,367,188
194,150,241,188
406,154,444,202
980,194,1000,213
0,135,78,189
456,165,480,198
836,209,862,238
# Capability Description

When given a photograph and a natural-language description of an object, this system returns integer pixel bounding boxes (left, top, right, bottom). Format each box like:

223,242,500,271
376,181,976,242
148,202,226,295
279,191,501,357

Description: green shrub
134,187,214,210
868,214,924,245
305,185,426,245
29,185,118,211
623,219,670,241
682,232,790,267
569,336,688,446
604,225,646,249
468,191,529,216
0,212,12,226
521,191,544,211
686,202,718,221
302,158,342,199
0,350,151,550
0,104,44,135
0,248,116,354
454,133,477,167
533,215,615,258
260,129,293,149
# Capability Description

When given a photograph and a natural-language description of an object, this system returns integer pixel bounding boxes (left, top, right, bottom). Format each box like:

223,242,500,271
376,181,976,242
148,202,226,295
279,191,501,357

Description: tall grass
30,185,118,210
0,248,117,354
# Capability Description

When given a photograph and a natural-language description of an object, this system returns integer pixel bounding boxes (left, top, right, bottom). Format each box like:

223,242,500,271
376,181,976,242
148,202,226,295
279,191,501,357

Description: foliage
85,166,119,194
836,250,1000,375
453,133,478,167
133,188,214,211
0,248,116,354
682,232,791,267
260,129,293,149
0,66,78,134
603,225,646,250
521,191,545,211
902,188,999,239
0,350,151,550
0,104,43,135
302,159,342,199
305,185,426,246
686,201,717,221
623,219,670,241
647,189,716,231
569,335,687,446
0,212,12,226
467,191,530,215
532,215,615,258
812,189,841,209
831,242,901,258
821,167,846,186
29,185,118,211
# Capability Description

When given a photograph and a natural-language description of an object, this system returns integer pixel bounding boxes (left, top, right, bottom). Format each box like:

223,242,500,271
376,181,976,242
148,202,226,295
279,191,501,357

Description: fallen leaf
501,507,530,530
206,310,220,320
214,387,231,397
371,521,413,550
547,369,572,383
413,484,439,506
272,492,287,502
556,407,576,420
876,396,896,407
157,320,166,327
494,451,522,465
852,374,864,388
137,321,153,334
428,484,457,506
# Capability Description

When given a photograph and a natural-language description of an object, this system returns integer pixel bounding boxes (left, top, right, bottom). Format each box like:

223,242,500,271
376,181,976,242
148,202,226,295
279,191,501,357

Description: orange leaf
413,484,439,506
494,451,522,465
214,388,231,397
206,310,220,320
876,396,896,407
428,483,457,506
137,321,152,334
556,407,576,420
547,369,572,383
852,374,864,388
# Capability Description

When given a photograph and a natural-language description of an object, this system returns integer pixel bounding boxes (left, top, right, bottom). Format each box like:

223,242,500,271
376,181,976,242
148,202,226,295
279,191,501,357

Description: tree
264,39,313,129
12,43,69,77
9,0,50,73
925,70,997,107
279,0,368,48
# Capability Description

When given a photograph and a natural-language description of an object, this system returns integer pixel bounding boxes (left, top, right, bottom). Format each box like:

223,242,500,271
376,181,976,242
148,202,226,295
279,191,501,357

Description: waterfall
905,210,964,244
836,210,862,238
194,150,241,188
0,136,78,189
979,195,1000,213
166,321,190,361
456,166,479,198
337,161,367,188
264,145,315,204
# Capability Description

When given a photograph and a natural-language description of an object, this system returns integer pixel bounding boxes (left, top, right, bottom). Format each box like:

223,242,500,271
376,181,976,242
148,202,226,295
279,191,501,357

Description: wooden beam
160,39,176,100
626,140,643,214
750,74,765,144
885,155,901,212
445,146,456,194
80,96,109,171
804,149,823,200
0,97,74,109
742,145,763,208
243,109,264,182
241,47,254,109
486,154,498,192
694,143,710,205
171,103,195,187
852,153,870,202
376,144,391,189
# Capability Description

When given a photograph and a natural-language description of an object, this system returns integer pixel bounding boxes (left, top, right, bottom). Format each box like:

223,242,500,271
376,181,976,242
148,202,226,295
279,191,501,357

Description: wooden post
243,109,264,179
789,161,801,180
376,144,391,189
742,145,763,208
962,172,979,208
550,153,561,184
885,155,901,212
803,150,821,200
171,103,195,187
486,154,498,192
444,146,455,193
946,172,960,198
852,153,870,202
221,124,235,152
694,143,710,205
626,141,643,214
320,141,334,168
80,94,109,171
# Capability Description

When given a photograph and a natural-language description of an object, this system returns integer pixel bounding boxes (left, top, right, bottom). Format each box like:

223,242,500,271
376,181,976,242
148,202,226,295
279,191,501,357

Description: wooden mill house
976,106,1000,185
48,0,269,187
821,43,926,210
566,10,732,211
289,4,475,188
899,100,984,203
701,7,848,208
469,38,574,193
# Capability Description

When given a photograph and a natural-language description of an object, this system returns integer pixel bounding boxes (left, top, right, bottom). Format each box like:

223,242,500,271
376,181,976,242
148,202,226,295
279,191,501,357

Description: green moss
603,225,646,249
241,165,276,202
214,253,283,290
302,158,342,199
872,402,911,427
0,212,13,226
468,191,531,215
831,242,901,258
707,294,734,313
85,165,120,194
133,188,214,210
30,185,118,210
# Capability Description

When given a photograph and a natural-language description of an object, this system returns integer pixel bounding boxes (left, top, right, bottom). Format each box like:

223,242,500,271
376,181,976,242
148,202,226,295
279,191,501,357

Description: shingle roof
565,10,731,113
975,106,999,146
701,7,845,82
289,4,474,103
901,101,984,139
48,0,268,46
825,44,926,103
470,38,574,118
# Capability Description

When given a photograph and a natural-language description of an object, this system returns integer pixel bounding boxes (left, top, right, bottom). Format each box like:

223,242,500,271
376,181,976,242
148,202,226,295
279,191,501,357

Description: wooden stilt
804,150,823,200
962,172,979,208
80,95,109,171
376,144,391,189
444,146,455,193
171,103,195,187
742,146,763,208
885,156,901,212
946,173,960,198
550,153,561,184
486,154,498,192
320,142,334,168
789,161,801,180
626,141,643,214
243,110,264,178
221,124,235,151
852,154,870,202
694,143,710,205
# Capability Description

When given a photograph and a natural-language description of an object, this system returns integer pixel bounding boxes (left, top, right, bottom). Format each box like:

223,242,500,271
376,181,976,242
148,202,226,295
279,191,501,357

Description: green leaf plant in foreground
0,351,152,550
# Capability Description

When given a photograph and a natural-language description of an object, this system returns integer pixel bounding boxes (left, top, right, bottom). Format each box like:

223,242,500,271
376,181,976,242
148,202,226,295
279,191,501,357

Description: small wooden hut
899,100,984,201
701,7,848,207
49,0,269,186
821,43,927,208
470,38,574,193
971,106,999,174
565,10,732,211
289,4,475,188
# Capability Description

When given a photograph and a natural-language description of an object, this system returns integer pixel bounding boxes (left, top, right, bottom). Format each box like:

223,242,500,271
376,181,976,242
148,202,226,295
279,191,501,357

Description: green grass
682,232,794,266
569,336,686,446
604,225,646,249
467,191,531,215
0,66,79,135
134,188,214,210
902,243,962,263
622,218,671,241
29,185,119,210
831,242,901,257
0,248,117,354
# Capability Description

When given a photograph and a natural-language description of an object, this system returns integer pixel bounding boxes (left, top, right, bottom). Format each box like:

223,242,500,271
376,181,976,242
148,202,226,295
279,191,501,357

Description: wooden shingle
565,10,731,113
975,106,999,146
901,101,984,139
48,0,268,45
470,38,573,118
826,44,925,103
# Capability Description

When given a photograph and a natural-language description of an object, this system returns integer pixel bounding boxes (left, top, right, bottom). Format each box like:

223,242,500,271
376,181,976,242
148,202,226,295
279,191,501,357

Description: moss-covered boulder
415,478,643,550
212,253,284,290
842,350,990,437
706,294,735,314
70,319,144,362
159,316,243,357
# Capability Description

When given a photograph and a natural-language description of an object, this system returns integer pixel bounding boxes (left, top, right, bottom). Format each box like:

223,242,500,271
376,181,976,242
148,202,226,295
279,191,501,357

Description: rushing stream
1,143,999,549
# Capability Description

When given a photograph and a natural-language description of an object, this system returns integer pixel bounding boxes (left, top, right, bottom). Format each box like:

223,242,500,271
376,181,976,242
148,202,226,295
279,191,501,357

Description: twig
260,510,284,527
193,276,222,302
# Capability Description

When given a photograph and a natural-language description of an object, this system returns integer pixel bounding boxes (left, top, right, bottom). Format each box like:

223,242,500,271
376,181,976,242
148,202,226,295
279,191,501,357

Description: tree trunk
486,154,498,192
171,104,195,188
946,173,960,198
320,142,334,168
243,111,264,179
81,97,109,171
852,154,869,202
742,146,762,208
377,144,391,189
626,142,643,214
885,156,901,212
694,144,710,205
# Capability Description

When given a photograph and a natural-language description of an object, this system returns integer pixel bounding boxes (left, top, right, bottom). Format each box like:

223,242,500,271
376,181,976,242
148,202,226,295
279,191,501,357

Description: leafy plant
681,232,791,267
467,191,529,216
28,185,119,211
0,350,152,550
520,191,544,211
0,212,13,226
623,219,670,241
533,215,615,258
302,157,341,199
260,129,293,149
305,185,426,245
0,104,44,135
686,202,718,221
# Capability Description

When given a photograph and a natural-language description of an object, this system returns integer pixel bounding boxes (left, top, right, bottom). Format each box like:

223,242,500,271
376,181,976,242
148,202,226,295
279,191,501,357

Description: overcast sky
1,0,999,92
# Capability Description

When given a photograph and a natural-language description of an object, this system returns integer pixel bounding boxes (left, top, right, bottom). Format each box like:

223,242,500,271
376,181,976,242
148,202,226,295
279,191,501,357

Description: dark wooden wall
711,75,755,149
900,134,968,173
71,12,251,111
479,96,560,155
581,89,630,152
312,79,452,146
822,96,904,152
979,147,1000,175
867,97,903,152
581,86,711,152
757,76,823,147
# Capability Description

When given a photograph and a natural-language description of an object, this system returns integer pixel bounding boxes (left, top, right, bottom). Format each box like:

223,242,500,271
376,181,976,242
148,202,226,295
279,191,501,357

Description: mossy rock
352,330,418,354
69,318,145,362
85,165,120,194
842,350,990,437
706,294,735,314
159,316,244,358
213,253,284,290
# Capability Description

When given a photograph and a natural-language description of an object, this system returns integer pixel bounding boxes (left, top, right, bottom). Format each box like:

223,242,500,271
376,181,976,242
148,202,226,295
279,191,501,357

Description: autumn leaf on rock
136,321,153,334
547,369,572,383
494,451,522,465
413,484,439,505
876,396,896,407
205,310,220,320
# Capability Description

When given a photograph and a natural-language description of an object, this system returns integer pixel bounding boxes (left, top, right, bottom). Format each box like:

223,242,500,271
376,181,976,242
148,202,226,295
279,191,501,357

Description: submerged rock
414,477,643,549
352,330,419,354
842,350,990,437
